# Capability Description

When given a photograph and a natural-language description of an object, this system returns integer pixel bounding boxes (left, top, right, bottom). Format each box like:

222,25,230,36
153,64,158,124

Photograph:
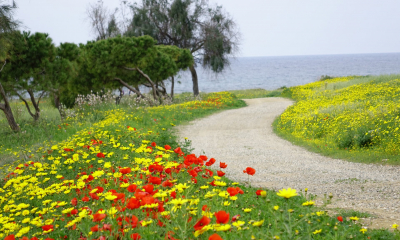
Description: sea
154,52,400,94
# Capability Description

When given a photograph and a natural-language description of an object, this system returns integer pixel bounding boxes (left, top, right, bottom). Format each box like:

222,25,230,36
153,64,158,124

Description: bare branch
0,60,6,72
86,2,109,40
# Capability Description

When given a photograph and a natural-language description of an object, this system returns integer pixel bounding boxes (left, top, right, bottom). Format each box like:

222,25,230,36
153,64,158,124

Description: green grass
226,88,271,99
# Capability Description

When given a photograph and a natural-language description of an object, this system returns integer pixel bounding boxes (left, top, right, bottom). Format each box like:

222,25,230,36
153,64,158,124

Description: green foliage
2,31,55,92
0,0,19,60
46,42,80,108
126,0,240,95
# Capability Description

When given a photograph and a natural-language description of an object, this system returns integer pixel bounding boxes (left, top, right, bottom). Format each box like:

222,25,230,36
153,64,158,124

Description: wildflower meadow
276,74,400,164
0,91,399,240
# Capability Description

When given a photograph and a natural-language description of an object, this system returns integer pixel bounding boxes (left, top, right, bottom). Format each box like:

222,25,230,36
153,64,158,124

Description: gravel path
177,97,400,228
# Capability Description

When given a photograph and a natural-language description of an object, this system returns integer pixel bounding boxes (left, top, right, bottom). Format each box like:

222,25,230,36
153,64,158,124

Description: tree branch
15,91,35,118
113,77,147,99
0,60,6,72
37,90,46,108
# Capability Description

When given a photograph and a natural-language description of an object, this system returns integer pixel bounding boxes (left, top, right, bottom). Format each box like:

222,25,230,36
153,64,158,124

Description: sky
12,0,400,57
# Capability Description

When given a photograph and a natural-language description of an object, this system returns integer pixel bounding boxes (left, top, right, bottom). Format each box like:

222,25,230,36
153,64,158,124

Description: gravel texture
177,97,400,228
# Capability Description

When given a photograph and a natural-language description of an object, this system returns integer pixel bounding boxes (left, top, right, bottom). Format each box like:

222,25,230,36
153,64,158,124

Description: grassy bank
0,92,245,166
274,74,400,165
1,91,399,239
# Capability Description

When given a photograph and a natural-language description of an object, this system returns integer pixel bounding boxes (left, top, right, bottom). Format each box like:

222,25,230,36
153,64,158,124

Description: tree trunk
0,82,20,132
189,65,199,96
116,87,124,104
170,76,175,100
53,92,65,120
27,89,42,121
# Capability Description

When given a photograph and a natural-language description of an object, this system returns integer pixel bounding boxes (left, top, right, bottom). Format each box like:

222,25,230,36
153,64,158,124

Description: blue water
159,52,400,93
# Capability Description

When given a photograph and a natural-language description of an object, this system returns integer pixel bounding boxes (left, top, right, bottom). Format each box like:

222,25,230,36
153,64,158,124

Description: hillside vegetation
275,74,400,164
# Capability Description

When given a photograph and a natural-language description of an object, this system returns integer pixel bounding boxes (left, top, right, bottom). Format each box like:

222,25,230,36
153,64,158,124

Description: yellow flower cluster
278,76,400,155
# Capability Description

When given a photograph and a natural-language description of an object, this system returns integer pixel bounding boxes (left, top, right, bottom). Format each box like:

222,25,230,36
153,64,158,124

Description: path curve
177,97,400,228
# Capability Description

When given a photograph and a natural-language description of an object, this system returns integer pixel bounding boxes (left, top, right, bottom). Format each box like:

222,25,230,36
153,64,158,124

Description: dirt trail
177,97,400,229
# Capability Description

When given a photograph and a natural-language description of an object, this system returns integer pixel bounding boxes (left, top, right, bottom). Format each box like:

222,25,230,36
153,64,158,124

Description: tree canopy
125,0,240,95
82,35,192,104
2,31,55,121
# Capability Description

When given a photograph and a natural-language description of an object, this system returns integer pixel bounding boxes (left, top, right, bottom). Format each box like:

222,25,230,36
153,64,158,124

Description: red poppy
4,235,15,240
193,216,211,231
170,191,177,199
130,233,141,240
141,196,155,206
91,225,99,232
143,184,155,194
215,210,230,224
184,154,197,166
209,233,223,240
82,196,90,202
217,171,225,177
70,209,78,215
130,215,139,228
93,213,106,222
162,180,173,187
149,164,163,172
103,223,112,232
174,147,184,156
42,225,54,231
96,152,105,158
219,162,227,168
127,198,141,210
205,158,216,166
202,205,210,211
71,198,77,206
164,145,171,150
199,155,208,161
90,192,99,200
227,187,239,196
243,167,256,176
188,169,198,177
236,187,244,194
337,216,343,222
149,176,162,185
205,169,213,177
119,167,131,174
256,190,263,196
127,184,137,192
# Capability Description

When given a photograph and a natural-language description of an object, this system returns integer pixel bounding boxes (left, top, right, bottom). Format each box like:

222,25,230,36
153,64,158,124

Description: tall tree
2,31,55,121
0,0,20,131
125,0,240,96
